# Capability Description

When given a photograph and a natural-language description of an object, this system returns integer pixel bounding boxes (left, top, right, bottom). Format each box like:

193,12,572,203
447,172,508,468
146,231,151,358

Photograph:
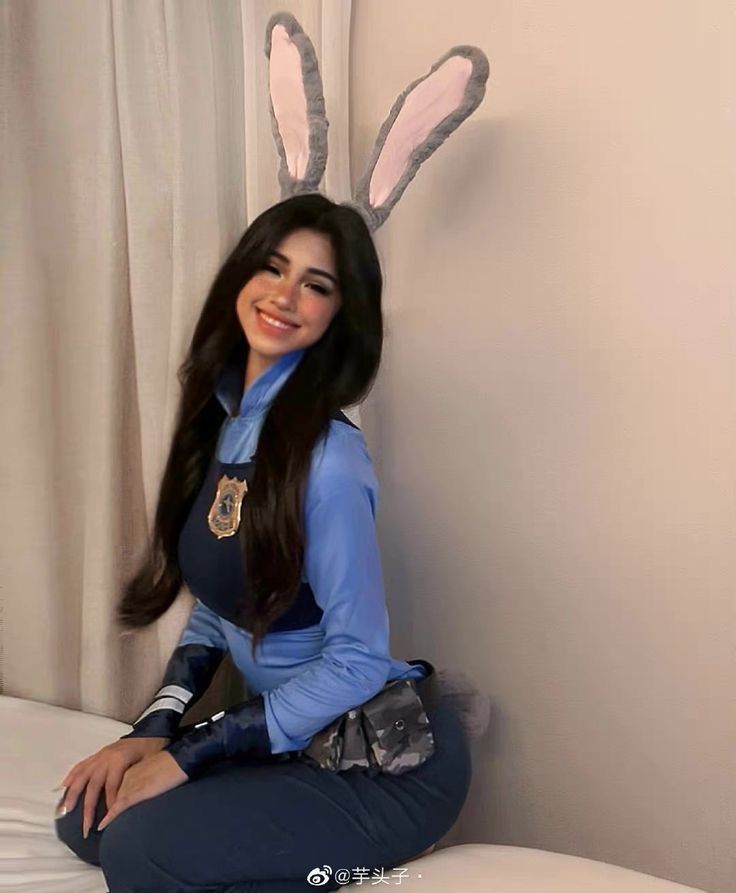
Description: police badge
207,473,248,539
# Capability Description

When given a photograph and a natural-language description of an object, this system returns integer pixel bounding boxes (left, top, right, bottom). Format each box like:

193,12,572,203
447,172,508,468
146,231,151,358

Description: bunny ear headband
264,11,490,233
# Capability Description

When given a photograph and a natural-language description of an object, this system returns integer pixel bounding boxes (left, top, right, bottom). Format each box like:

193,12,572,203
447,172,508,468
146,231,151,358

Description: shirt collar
214,347,306,419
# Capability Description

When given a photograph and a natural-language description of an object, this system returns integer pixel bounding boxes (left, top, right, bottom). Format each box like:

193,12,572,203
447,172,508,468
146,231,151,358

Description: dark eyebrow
269,250,338,286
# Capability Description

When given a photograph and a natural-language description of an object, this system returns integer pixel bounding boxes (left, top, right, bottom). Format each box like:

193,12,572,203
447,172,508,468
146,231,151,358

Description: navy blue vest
177,410,359,633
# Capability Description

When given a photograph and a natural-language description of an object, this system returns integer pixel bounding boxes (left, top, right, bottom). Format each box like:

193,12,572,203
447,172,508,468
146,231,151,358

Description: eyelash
262,264,330,295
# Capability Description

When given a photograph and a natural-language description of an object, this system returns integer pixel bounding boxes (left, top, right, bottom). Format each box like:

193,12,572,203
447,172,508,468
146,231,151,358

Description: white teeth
259,309,294,329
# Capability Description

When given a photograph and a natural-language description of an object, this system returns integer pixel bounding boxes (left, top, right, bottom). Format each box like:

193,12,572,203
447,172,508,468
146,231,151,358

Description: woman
55,193,472,893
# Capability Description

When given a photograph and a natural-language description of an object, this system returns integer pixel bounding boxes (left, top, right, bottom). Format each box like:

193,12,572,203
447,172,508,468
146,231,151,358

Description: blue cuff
163,694,272,777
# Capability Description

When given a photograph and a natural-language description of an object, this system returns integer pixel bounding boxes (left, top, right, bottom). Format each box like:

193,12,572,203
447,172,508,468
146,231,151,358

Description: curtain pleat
0,0,352,726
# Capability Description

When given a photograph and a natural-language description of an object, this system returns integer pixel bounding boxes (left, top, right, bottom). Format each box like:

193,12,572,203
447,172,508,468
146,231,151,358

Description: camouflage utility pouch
300,670,436,776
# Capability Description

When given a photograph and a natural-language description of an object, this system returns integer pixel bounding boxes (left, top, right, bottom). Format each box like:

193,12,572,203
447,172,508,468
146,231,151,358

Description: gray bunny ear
264,12,329,199
349,46,490,232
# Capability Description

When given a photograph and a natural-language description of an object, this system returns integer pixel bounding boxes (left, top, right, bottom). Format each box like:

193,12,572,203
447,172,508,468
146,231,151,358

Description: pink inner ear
270,25,310,179
370,56,473,207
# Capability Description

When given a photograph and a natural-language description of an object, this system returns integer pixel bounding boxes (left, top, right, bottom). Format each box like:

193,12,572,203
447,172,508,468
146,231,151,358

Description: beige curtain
0,0,353,726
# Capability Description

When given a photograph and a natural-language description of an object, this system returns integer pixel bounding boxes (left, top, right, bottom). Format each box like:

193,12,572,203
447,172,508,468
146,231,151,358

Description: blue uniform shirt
175,347,426,754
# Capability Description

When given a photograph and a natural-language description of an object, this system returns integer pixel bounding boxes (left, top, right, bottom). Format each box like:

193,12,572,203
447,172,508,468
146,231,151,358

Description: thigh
96,701,471,893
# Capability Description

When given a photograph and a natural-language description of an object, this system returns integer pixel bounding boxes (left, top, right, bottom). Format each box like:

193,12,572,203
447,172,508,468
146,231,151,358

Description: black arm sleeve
120,643,227,740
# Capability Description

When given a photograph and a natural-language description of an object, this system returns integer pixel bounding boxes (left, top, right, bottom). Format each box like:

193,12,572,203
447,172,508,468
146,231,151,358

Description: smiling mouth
257,308,299,330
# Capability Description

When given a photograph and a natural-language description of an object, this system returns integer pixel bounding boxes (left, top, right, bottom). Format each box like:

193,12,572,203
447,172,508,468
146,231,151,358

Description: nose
273,279,299,307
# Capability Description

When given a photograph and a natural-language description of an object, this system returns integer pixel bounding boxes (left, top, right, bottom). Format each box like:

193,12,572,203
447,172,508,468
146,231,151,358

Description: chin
247,326,306,356
247,337,292,358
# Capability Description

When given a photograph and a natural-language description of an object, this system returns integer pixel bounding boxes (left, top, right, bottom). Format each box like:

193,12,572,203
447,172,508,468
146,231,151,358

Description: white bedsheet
0,694,120,892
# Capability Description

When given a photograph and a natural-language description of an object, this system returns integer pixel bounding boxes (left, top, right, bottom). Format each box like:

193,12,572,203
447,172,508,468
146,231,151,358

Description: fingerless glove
120,643,227,740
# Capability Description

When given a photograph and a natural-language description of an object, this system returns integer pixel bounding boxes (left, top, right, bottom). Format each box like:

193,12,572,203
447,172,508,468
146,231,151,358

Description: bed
0,694,708,893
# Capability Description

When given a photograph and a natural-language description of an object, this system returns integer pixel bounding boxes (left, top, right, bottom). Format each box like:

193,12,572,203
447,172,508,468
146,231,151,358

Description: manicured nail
55,804,68,818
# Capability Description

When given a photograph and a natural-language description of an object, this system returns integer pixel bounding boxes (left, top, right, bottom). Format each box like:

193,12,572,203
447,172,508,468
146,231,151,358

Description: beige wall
351,2,735,891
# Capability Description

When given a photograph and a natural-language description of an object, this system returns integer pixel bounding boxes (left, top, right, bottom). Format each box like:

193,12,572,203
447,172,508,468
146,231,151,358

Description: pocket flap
361,679,436,775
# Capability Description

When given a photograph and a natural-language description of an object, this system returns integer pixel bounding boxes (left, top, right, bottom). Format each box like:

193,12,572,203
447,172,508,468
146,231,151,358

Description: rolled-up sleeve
263,472,392,754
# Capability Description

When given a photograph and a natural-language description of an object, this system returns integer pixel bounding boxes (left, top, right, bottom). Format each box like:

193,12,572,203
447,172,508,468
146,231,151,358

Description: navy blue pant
55,701,472,892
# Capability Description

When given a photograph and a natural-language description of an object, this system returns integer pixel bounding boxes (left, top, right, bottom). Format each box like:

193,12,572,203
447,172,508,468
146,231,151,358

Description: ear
264,12,329,200
349,46,490,232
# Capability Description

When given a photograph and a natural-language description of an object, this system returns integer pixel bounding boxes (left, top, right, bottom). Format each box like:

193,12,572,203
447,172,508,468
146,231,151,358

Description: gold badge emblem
207,474,248,539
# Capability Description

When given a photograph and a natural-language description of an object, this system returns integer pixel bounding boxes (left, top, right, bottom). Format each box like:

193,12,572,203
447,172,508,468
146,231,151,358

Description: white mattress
0,695,709,893
1,695,120,892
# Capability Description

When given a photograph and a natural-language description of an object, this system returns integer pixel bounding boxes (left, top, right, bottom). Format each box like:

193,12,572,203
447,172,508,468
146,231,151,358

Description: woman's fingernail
55,804,68,818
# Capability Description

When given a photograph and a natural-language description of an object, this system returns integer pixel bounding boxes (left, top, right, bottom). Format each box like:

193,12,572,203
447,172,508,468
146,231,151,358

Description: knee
54,803,102,867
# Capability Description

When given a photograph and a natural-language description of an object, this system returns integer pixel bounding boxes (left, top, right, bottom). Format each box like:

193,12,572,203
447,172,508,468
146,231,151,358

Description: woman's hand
96,750,189,832
56,736,170,839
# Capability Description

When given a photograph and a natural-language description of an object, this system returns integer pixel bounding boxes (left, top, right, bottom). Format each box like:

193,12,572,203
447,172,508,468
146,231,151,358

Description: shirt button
394,719,405,730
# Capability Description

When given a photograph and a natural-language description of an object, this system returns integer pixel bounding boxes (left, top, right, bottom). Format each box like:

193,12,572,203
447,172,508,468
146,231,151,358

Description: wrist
163,695,271,776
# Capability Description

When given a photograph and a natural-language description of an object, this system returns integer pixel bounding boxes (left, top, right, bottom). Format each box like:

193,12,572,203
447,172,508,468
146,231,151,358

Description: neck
243,350,276,393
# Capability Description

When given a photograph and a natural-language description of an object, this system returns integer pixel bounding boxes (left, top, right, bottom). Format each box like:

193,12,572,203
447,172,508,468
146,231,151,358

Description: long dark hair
117,193,383,660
